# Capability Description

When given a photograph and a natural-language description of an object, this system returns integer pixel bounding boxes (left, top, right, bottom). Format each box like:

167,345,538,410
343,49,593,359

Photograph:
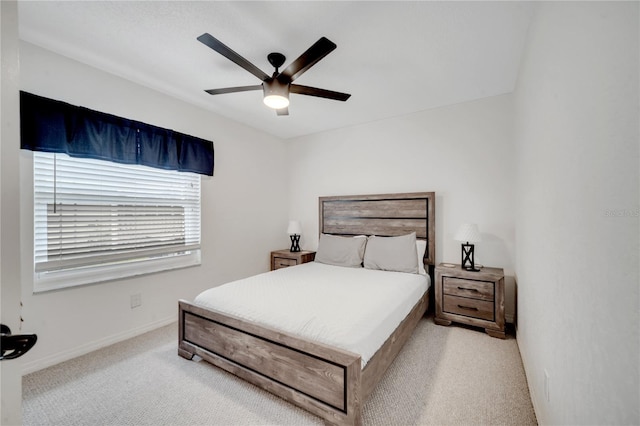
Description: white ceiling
18,1,534,140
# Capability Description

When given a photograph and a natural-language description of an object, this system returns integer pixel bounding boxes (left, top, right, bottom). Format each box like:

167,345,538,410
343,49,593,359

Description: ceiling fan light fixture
263,80,290,109
263,94,289,109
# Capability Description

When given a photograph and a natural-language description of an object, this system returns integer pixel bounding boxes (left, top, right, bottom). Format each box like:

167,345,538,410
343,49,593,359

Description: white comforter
194,262,430,367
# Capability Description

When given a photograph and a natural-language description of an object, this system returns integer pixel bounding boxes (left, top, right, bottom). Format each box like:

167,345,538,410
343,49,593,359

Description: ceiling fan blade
278,37,336,83
276,107,289,116
290,84,351,101
197,33,270,82
205,85,263,95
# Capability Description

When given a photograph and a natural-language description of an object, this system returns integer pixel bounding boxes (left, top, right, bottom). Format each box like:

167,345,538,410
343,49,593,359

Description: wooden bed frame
178,192,435,425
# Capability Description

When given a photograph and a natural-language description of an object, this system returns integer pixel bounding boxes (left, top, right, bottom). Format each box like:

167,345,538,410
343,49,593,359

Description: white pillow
416,239,427,275
314,234,367,268
364,232,419,274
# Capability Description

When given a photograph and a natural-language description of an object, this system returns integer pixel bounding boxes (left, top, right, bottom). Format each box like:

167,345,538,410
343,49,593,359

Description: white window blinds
34,152,201,288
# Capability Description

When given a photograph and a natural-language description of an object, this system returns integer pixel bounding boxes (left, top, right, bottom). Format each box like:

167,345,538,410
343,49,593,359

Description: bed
178,192,435,425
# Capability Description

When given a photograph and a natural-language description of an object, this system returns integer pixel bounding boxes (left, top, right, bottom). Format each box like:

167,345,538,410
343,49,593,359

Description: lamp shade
287,220,302,235
454,223,481,243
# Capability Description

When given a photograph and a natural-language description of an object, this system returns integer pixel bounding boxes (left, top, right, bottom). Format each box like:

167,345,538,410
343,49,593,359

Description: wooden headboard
319,192,436,266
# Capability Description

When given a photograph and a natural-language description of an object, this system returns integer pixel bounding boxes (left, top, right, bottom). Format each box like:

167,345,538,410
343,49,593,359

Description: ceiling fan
197,33,351,116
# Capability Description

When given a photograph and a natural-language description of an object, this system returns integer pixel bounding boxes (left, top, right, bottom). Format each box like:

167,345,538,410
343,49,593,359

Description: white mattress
194,262,430,367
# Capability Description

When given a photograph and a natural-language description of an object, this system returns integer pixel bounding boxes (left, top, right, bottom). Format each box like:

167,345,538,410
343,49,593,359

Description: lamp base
290,234,301,252
461,242,478,271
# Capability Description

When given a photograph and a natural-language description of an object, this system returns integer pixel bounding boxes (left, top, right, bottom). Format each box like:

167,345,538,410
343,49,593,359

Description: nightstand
434,263,505,338
270,249,316,271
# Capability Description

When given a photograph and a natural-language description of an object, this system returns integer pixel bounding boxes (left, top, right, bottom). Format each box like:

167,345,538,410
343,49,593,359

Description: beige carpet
23,316,537,425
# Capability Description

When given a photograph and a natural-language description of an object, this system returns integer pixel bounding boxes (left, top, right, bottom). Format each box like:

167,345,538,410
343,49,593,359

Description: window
33,152,201,292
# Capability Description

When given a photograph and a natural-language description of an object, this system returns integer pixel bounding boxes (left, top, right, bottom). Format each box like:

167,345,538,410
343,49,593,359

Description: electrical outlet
130,293,142,309
544,369,550,402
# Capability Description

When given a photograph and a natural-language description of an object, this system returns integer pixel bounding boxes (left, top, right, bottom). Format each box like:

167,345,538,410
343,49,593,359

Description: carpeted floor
23,316,537,425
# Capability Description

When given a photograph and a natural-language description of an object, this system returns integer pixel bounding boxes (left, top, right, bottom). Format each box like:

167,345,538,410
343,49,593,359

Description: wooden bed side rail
360,291,429,400
178,299,363,425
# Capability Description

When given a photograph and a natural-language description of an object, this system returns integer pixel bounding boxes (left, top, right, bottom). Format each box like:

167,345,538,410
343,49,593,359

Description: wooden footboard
178,291,428,426
178,300,363,425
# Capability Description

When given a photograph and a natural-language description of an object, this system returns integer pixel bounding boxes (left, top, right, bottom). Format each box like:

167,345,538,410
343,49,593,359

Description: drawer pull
457,305,479,311
458,287,479,292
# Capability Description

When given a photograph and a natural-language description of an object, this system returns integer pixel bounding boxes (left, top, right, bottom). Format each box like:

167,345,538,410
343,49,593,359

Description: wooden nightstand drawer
274,257,297,269
443,277,494,301
443,295,494,321
270,250,316,271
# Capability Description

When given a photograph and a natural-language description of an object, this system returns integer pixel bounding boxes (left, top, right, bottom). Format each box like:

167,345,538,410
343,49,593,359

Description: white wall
514,2,639,424
286,94,517,320
1,2,24,424
18,42,289,373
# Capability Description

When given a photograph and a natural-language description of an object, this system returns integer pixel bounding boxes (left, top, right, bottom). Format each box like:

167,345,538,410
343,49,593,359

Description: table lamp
287,220,302,252
454,223,481,271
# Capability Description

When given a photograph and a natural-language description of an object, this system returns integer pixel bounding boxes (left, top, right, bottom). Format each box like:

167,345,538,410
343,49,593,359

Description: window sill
33,251,201,293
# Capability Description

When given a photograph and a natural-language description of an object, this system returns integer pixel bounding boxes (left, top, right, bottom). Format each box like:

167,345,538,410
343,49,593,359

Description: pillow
314,234,367,268
416,239,427,275
364,232,419,274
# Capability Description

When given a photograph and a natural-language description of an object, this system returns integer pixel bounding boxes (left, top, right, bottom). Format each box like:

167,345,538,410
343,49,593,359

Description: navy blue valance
20,91,214,176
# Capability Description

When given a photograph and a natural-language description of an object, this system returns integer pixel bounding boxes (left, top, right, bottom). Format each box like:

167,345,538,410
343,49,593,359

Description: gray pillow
314,234,367,268
364,232,419,273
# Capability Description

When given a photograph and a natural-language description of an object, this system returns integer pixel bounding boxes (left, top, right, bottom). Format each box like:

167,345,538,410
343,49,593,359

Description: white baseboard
21,316,177,375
